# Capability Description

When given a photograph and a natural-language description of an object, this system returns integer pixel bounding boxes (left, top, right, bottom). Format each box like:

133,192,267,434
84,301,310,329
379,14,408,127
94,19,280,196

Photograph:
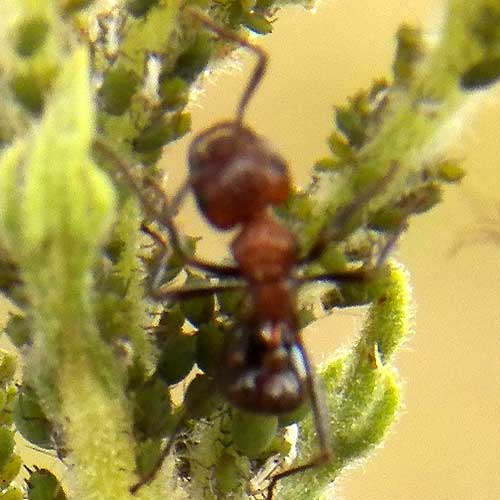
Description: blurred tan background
161,0,500,498
10,0,499,498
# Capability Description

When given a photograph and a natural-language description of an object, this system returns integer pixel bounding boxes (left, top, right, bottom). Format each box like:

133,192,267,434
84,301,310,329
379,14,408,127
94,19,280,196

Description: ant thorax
232,213,298,283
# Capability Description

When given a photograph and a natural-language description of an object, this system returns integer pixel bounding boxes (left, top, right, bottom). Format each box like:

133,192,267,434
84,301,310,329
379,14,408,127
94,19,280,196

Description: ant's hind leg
297,222,407,287
130,378,223,494
265,341,331,500
129,416,185,494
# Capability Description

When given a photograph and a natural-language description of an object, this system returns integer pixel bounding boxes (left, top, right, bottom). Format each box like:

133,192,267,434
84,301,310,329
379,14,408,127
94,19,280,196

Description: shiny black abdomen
218,320,309,415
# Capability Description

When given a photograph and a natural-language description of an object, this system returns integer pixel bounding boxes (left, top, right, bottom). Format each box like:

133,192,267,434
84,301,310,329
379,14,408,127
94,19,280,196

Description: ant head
188,122,291,229
218,320,308,414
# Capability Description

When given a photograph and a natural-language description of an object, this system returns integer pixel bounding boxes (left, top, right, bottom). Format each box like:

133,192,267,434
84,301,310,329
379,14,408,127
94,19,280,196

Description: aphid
97,8,395,499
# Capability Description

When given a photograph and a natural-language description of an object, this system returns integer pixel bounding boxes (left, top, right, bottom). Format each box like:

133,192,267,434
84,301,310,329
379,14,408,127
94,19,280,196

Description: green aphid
242,12,273,34
231,409,278,458
435,160,466,183
0,455,21,491
313,157,339,172
0,351,16,385
100,65,139,116
127,0,161,18
368,206,406,231
132,378,174,438
335,106,366,148
461,56,500,90
14,17,49,58
10,73,44,114
184,374,221,418
327,131,353,161
133,113,191,152
14,385,53,450
175,34,212,82
26,468,67,500
0,428,14,471
157,331,197,385
159,76,189,110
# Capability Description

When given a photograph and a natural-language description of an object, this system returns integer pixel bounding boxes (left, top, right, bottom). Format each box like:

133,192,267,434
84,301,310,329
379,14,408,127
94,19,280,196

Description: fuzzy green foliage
0,1,497,500
276,261,410,500
0,351,21,495
289,0,500,256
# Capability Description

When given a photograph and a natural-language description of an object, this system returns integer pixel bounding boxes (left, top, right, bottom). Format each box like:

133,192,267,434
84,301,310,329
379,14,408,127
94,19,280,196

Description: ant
96,7,397,499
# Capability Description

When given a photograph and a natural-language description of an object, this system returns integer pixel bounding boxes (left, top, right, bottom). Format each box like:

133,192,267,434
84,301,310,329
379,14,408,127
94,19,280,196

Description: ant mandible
98,8,396,499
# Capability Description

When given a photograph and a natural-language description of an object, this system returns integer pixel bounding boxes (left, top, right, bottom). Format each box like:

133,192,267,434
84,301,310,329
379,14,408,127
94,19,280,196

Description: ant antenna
187,8,268,125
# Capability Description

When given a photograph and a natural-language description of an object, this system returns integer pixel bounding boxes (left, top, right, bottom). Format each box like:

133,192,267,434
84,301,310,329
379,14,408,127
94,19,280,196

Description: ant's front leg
93,139,241,278
140,221,241,279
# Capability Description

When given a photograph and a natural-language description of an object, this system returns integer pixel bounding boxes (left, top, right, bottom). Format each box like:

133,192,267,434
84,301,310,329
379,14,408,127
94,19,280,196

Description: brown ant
96,8,396,499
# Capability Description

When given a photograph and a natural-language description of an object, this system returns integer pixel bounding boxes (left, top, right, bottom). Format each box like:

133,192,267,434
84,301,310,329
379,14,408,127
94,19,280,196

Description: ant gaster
98,8,395,499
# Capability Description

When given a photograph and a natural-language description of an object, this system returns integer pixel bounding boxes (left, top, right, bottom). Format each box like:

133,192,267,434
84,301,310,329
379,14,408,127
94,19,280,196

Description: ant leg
268,229,407,499
265,341,331,500
295,171,405,305
141,228,245,294
139,229,245,296
187,7,268,124
170,178,191,216
150,282,245,302
296,267,368,285
298,221,406,286
142,176,240,277
300,162,399,265
130,411,188,494
130,379,221,494
93,139,241,278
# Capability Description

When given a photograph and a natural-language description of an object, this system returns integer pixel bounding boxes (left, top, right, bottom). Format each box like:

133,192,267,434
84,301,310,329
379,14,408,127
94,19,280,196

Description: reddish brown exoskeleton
98,8,396,499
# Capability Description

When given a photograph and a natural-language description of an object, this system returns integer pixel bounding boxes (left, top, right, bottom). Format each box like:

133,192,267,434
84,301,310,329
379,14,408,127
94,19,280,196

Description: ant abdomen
188,121,291,229
219,320,309,415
